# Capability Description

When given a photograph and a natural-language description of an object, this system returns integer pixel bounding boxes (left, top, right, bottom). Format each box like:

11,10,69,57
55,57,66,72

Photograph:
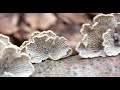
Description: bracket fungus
102,13,120,56
21,30,72,63
75,13,120,58
111,13,120,22
0,45,34,77
0,34,34,77
102,23,120,56
0,34,12,56
75,22,107,58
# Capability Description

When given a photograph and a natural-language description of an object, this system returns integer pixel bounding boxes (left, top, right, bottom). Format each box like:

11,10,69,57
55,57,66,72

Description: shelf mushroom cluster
20,30,72,63
0,34,34,77
1,13,120,77
76,13,120,58
0,30,72,77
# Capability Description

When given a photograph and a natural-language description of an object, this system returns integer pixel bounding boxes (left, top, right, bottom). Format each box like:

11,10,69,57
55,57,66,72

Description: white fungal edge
93,13,115,23
48,36,72,60
102,29,120,56
26,34,72,62
75,42,106,59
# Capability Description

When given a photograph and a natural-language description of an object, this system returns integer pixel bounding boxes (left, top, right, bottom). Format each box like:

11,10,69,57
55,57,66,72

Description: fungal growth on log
76,13,120,58
102,13,120,56
0,34,12,56
75,22,107,58
0,34,34,77
21,30,72,63
102,23,120,56
0,45,34,77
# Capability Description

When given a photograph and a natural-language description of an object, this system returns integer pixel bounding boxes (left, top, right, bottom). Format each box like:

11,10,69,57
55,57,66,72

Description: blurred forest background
0,13,102,55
